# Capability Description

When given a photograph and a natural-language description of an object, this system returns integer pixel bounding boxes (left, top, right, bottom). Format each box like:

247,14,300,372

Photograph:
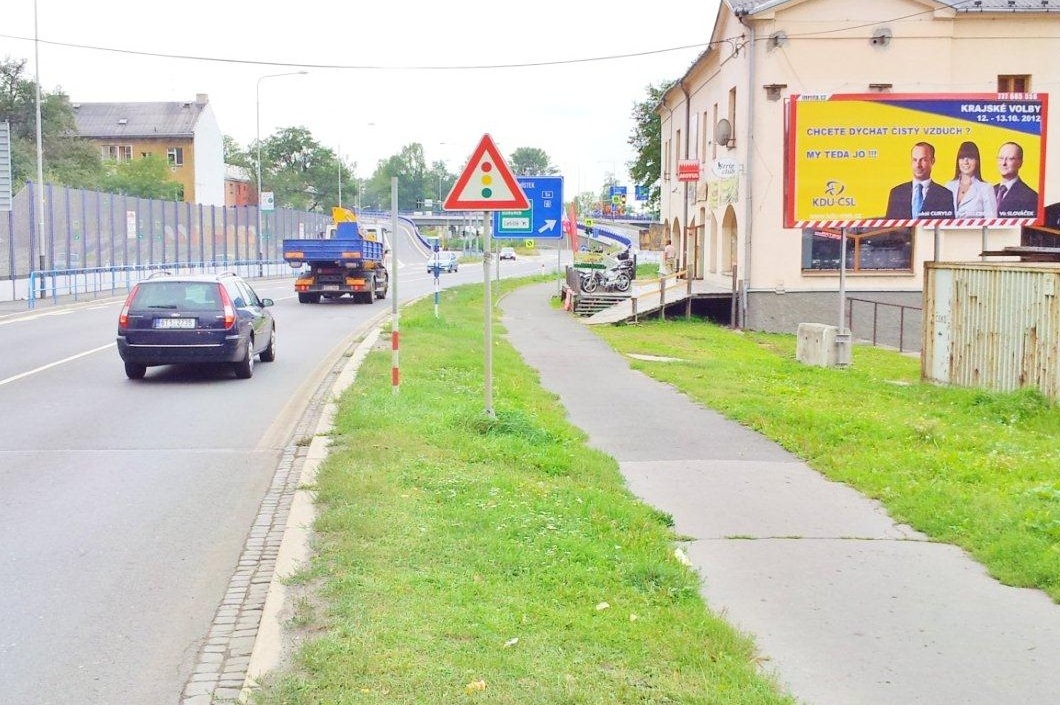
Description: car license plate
154,317,196,329
322,285,340,291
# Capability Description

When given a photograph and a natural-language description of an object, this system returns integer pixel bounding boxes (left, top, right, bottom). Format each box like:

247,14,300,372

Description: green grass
594,320,1060,601
254,279,796,704
255,277,1060,703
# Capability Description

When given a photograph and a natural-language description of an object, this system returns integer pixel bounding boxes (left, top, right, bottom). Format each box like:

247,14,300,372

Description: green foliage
628,81,671,215
509,146,558,176
0,56,102,190
98,153,183,200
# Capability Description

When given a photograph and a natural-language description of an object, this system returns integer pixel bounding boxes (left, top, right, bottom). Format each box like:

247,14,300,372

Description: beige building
659,0,1060,335
72,94,225,206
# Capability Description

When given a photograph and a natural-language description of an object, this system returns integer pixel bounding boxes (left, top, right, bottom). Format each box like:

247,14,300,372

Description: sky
2,0,723,201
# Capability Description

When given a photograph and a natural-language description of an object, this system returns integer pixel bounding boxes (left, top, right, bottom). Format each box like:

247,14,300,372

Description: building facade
659,0,1060,334
72,94,225,206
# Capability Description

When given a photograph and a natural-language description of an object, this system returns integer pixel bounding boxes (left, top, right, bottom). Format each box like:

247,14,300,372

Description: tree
255,126,351,212
361,143,429,211
628,81,671,215
509,147,557,176
427,159,455,207
0,56,101,190
573,191,598,218
98,154,183,200
223,135,252,171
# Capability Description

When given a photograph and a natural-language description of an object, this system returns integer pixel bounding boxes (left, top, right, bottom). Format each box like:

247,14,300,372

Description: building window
101,144,132,161
998,75,1030,94
711,103,719,160
727,87,737,148
701,110,710,162
168,147,184,166
801,226,914,272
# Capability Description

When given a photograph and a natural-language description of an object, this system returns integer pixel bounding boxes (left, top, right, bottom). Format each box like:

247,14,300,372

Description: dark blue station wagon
116,272,276,380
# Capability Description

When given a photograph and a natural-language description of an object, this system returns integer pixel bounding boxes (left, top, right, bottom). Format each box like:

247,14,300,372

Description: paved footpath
501,282,1060,705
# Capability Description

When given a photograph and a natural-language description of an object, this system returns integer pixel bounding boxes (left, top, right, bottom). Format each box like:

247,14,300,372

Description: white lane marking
0,309,75,326
0,343,116,387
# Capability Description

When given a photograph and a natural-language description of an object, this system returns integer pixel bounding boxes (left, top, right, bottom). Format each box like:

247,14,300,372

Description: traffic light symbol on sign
443,134,529,210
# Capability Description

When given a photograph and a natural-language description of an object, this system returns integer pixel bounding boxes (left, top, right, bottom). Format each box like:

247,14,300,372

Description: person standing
661,239,676,276
945,141,997,218
885,142,955,219
995,142,1039,217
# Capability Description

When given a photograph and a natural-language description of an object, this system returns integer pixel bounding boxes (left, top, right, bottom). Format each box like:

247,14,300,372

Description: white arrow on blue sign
492,176,564,240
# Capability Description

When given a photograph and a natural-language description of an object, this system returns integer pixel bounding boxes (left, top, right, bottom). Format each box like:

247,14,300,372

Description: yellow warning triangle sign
443,134,530,211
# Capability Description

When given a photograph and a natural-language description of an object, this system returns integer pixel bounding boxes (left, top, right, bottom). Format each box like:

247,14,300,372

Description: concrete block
796,323,838,367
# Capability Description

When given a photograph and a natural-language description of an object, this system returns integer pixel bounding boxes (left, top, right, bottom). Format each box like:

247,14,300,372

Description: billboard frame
784,92,1048,229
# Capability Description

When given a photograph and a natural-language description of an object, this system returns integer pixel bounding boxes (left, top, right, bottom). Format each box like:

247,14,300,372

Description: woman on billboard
946,141,997,218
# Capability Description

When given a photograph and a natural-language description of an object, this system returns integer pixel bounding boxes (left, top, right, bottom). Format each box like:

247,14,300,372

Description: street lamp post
256,71,306,262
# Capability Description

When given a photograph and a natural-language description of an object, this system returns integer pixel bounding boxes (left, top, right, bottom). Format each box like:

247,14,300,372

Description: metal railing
846,297,923,353
27,259,296,309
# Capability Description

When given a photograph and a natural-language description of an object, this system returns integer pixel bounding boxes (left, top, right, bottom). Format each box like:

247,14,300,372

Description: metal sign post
442,134,529,419
483,212,494,417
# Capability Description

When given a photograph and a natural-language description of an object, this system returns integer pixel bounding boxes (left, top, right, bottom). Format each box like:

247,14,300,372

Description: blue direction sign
493,176,564,239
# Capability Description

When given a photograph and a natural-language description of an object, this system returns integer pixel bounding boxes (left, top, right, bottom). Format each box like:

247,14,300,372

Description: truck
282,211,390,304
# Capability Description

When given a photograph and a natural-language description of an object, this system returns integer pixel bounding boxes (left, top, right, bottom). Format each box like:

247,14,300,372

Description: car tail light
118,285,140,329
217,284,236,329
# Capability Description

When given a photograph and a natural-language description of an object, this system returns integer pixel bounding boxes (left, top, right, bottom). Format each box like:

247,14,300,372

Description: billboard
785,93,1048,228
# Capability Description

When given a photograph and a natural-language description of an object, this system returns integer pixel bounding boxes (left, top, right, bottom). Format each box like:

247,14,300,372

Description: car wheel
259,327,276,362
234,342,254,379
124,361,147,379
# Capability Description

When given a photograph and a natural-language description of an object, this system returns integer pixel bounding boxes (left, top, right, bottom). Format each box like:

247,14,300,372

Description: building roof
225,164,253,182
72,94,210,139
730,0,1058,12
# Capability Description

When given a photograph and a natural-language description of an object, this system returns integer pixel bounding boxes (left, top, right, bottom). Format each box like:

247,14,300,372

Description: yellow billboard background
790,97,1043,223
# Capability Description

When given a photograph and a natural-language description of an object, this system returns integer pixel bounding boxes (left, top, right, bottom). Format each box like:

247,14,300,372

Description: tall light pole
256,71,306,256
33,0,46,296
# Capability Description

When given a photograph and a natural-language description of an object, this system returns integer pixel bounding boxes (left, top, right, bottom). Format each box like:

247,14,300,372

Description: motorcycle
580,253,635,293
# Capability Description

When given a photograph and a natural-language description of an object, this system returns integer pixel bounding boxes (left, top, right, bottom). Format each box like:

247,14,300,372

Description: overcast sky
2,0,722,199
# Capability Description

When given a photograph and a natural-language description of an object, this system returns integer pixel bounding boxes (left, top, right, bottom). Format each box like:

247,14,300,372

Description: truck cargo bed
282,237,383,265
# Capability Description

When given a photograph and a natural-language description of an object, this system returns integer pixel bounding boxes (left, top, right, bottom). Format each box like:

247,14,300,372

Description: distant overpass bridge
387,211,656,242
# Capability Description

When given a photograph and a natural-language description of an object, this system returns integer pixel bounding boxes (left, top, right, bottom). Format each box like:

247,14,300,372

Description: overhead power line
0,33,710,71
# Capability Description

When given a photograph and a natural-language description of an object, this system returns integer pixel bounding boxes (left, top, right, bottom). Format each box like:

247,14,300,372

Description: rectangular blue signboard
493,175,564,239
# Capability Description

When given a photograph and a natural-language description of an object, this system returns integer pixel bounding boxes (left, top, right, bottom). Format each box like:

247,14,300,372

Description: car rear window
133,282,222,310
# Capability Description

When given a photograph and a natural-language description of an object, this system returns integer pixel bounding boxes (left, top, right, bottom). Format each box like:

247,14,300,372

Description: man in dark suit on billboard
994,141,1039,218
885,142,955,220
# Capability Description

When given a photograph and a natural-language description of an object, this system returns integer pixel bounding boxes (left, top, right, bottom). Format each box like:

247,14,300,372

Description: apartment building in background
72,93,224,206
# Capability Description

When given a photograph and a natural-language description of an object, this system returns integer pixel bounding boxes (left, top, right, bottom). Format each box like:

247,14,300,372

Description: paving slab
500,281,1060,705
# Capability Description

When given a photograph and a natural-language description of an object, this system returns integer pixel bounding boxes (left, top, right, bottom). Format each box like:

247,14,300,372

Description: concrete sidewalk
500,282,1060,705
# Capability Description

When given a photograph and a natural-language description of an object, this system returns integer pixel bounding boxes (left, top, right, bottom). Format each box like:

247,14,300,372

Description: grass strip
594,318,1060,601
255,279,796,704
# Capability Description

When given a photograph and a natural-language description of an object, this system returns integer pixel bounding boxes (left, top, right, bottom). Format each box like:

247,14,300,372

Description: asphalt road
0,220,554,704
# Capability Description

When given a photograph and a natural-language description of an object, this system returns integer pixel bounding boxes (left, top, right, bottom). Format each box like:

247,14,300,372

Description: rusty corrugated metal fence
923,262,1060,401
